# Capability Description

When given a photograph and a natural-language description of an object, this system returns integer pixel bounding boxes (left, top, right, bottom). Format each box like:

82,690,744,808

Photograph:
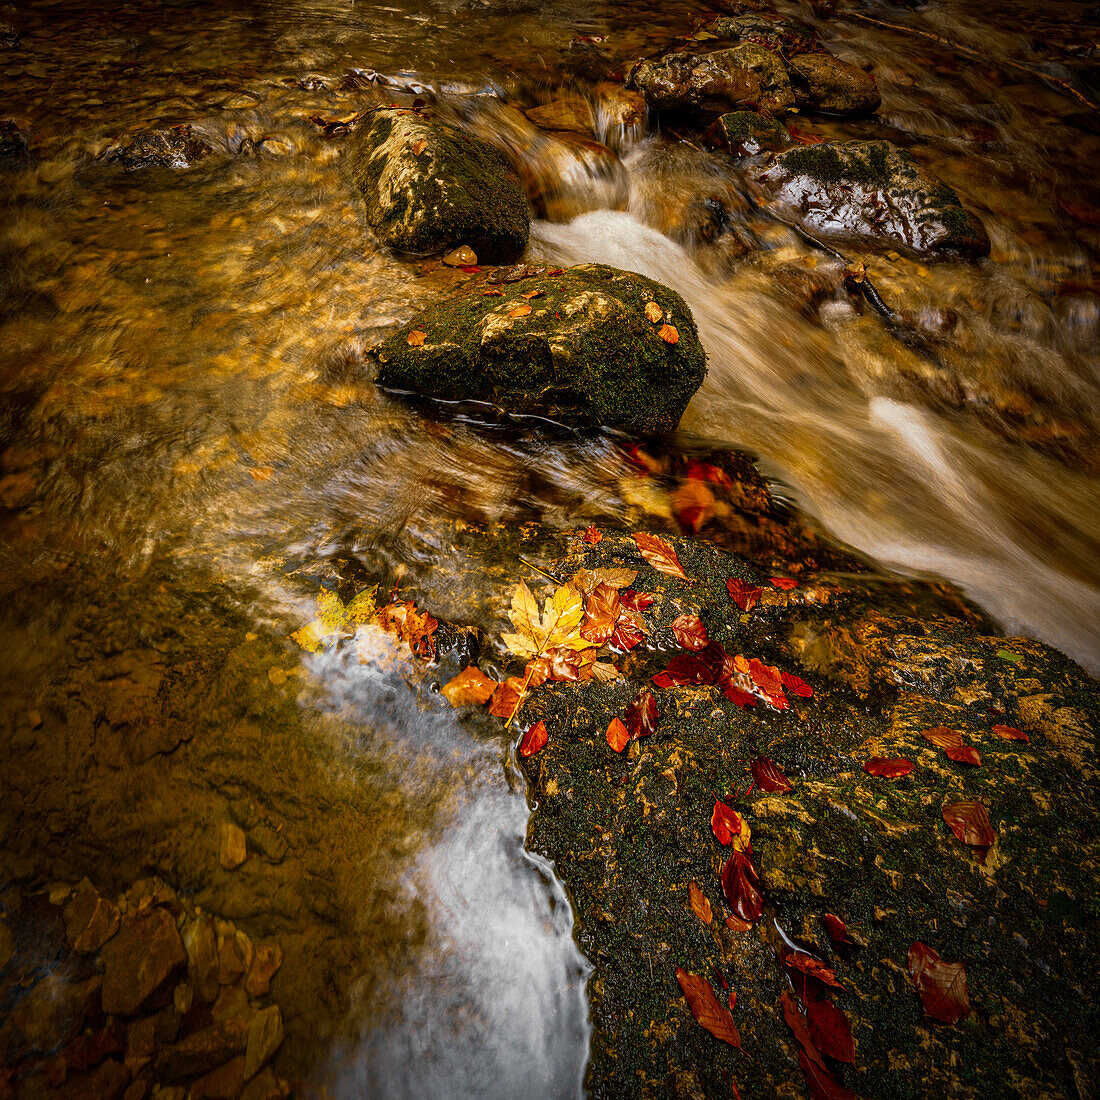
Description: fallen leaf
412,137,428,154
781,670,814,698
675,969,741,1049
378,600,438,659
723,683,757,708
908,942,970,1024
806,998,855,1063
658,323,679,344
922,726,980,763
726,577,762,612
942,801,996,848
441,666,498,706
521,289,543,299
689,882,713,925
620,588,655,611
671,479,716,532
483,289,503,296
784,952,843,989
711,802,751,851
798,1046,860,1100
781,991,827,1073
624,688,659,739
820,913,848,946
751,757,793,794
863,758,914,778
654,643,727,687
606,716,630,752
489,676,527,718
580,582,621,644
582,526,602,545
573,566,638,594
770,576,799,590
609,610,647,651
507,304,532,318
748,658,783,696
671,614,709,651
590,661,622,683
406,329,426,346
633,532,688,578
721,850,763,923
725,915,752,932
644,301,663,322
518,720,548,757
996,648,1023,664
992,724,1029,742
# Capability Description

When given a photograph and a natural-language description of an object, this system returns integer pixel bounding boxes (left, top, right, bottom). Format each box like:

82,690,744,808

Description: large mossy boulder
370,264,707,433
627,45,794,114
758,139,990,256
350,107,530,262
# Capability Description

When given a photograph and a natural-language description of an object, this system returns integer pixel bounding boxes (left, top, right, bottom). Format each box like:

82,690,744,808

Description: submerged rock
371,264,707,433
758,139,990,256
627,44,795,114
0,119,26,157
706,109,788,156
111,126,212,171
788,52,880,114
349,107,529,262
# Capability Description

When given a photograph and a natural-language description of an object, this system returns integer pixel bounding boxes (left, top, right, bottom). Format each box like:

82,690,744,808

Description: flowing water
1,0,1099,1092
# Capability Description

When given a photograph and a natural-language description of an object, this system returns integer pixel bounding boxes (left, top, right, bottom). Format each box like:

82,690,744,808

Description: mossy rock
707,110,789,156
112,126,212,171
349,107,529,262
788,52,881,114
370,264,707,433
759,139,990,256
627,44,794,115
703,12,822,56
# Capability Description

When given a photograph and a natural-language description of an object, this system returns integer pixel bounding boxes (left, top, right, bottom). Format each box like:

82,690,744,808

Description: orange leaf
675,969,741,1049
921,725,962,750
671,479,716,533
406,330,426,347
441,666,497,706
632,532,687,578
606,716,630,752
863,757,914,778
942,800,996,848
582,526,602,544
770,576,798,590
483,289,503,296
644,301,663,323
412,137,427,154
725,915,752,932
518,720,548,757
521,289,543,299
507,304,532,318
908,942,970,1024
992,724,1029,742
784,951,843,989
580,582,621,645
670,613,709,651
489,676,527,718
689,882,713,925
658,323,679,344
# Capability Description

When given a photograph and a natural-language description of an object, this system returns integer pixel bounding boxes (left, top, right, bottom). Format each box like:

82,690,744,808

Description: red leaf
726,577,762,612
720,850,763,923
770,576,798,590
518,720,547,757
992,724,1029,743
580,582,621,645
624,688,658,739
606,717,630,753
654,643,727,687
670,613,709,651
620,589,655,612
798,1047,860,1100
722,683,757,708
751,757,793,794
806,998,855,1063
583,526,602,544
675,968,741,1049
908,942,970,1024
942,801,996,848
784,951,843,989
609,611,646,651
711,801,746,847
820,913,848,946
781,670,814,697
781,991,827,1072
945,743,982,766
748,658,783,695
633,532,688,578
685,459,734,491
863,757,914,778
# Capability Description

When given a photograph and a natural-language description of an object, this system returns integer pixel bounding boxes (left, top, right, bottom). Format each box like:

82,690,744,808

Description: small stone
65,878,121,954
183,915,220,1003
524,98,595,136
26,709,42,728
219,824,247,871
442,245,477,267
173,981,194,1015
240,1069,283,1100
244,1005,284,1079
48,882,73,905
218,929,252,985
243,944,283,998
101,907,186,1017
191,1055,246,1100
154,1020,250,1081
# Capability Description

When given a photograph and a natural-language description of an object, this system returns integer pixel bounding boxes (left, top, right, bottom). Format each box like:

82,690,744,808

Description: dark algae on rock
371,263,707,433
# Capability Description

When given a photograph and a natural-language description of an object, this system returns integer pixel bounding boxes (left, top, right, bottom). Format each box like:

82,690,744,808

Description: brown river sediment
1,0,1098,1095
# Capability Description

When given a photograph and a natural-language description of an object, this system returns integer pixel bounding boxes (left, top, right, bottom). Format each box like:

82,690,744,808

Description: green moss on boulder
371,264,707,433
707,110,789,156
349,108,529,262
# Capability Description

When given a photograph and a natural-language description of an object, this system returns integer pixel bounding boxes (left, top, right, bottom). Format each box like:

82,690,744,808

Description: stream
1,0,1098,1094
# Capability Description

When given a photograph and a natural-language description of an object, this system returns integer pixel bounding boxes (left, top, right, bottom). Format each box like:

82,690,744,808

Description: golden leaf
407,330,426,347
658,323,679,344
644,301,663,323
507,304,532,318
508,582,542,645
571,566,638,594
442,666,498,706
689,882,713,925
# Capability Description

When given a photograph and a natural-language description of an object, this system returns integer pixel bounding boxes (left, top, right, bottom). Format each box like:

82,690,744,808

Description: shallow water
1,0,1099,1091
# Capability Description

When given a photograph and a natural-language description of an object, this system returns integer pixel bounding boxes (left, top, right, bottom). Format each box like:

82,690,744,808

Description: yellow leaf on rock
407,330,426,346
507,304,532,318
644,301,663,323
658,323,679,344
412,137,428,155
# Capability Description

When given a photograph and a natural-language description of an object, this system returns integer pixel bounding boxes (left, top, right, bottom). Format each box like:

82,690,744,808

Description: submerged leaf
675,969,741,1049
670,613,709,651
441,666,497,706
781,991,827,1073
518,720,548,758
633,532,688,578
488,676,527,719
942,801,996,848
863,758,914,778
908,942,970,1024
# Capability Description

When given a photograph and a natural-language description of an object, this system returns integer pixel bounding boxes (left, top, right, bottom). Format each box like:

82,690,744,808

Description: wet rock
706,109,788,156
524,98,595,136
627,44,794,114
243,944,283,997
244,1005,283,1079
703,12,821,56
591,84,647,149
5,974,100,1054
0,918,12,970
758,140,991,256
349,107,529,262
126,1007,180,1057
0,25,20,49
110,126,212,171
183,915,220,1004
239,1069,283,1100
0,119,26,157
154,1019,250,1081
788,52,881,113
100,907,186,1017
58,1057,130,1100
217,927,252,984
218,823,247,871
370,263,707,433
191,1055,246,1099
64,878,121,953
